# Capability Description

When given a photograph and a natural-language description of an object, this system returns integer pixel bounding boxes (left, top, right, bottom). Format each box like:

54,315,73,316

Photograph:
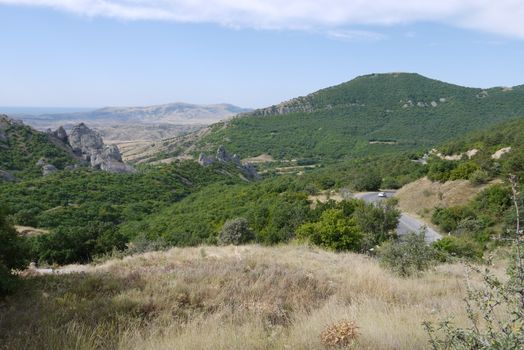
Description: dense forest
193,74,524,161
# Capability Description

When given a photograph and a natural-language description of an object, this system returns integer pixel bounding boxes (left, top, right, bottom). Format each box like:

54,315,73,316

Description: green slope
0,115,78,178
195,73,524,160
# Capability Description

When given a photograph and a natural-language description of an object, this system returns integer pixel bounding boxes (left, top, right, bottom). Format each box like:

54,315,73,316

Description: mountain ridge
15,102,251,125
183,72,524,161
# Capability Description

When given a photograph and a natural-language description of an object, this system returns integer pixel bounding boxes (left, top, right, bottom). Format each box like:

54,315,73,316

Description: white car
378,192,387,198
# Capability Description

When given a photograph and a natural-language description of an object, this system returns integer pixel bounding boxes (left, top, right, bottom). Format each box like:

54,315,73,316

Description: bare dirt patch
241,153,274,164
15,226,49,237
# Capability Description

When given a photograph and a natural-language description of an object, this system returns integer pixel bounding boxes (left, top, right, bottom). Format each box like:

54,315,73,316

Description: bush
219,218,254,245
32,222,127,265
10,208,40,227
468,169,490,185
354,198,400,249
0,208,29,296
432,236,483,260
449,161,479,181
432,206,476,233
378,232,436,277
427,158,456,182
296,209,363,251
353,172,381,191
320,320,359,348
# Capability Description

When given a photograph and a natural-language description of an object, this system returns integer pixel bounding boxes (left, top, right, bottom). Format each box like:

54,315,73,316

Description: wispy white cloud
1,0,523,39
325,30,386,42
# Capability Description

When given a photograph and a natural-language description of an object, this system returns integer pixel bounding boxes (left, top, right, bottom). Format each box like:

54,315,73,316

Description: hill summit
180,73,524,161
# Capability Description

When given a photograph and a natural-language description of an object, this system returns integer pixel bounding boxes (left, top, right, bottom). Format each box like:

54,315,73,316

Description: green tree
219,218,254,245
354,199,401,250
296,208,363,251
0,207,29,295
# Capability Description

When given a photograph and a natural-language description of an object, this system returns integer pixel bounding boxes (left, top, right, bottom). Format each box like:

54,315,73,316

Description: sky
0,1,523,109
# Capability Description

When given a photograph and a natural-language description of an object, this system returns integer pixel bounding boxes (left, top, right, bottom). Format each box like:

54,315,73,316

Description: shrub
0,208,29,296
10,208,40,227
353,172,381,191
427,158,456,182
432,206,476,233
296,209,363,251
32,222,127,265
432,236,483,260
320,320,359,348
219,218,254,245
468,169,490,185
378,232,436,277
354,198,400,249
449,161,480,181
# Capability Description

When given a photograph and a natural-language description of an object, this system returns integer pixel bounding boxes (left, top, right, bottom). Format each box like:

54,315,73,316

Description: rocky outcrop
68,123,104,161
66,123,134,173
247,96,314,117
35,158,59,176
0,115,11,144
42,164,58,176
198,146,259,180
198,153,214,166
51,126,68,143
0,170,15,182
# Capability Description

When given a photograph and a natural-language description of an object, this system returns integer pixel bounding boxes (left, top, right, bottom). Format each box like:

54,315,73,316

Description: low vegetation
0,244,511,350
0,117,77,178
0,207,29,295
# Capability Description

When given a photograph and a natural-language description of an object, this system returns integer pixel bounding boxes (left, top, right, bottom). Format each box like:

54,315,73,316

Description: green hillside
0,115,77,178
0,161,246,264
194,73,524,160
427,116,524,183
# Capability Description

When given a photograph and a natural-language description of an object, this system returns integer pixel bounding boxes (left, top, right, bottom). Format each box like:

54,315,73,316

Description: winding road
355,191,442,243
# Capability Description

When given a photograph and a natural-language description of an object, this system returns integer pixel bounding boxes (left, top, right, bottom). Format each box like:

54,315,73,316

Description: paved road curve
355,191,442,243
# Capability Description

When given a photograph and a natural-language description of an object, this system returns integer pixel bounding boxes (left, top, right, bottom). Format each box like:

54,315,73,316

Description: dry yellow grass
0,245,506,350
395,176,498,220
14,225,49,237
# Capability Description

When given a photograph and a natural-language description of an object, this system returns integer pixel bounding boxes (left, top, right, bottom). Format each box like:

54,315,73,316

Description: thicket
0,207,29,296
297,198,400,252
0,122,76,178
0,161,245,264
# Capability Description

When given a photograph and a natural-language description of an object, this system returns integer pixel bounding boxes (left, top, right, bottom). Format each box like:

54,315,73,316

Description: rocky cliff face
198,146,259,180
68,123,104,161
65,123,134,173
243,96,314,117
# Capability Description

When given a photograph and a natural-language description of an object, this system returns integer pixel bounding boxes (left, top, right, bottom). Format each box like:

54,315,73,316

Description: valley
1,73,523,350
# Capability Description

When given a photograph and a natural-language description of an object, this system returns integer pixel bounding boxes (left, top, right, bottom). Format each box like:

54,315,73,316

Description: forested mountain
178,73,524,161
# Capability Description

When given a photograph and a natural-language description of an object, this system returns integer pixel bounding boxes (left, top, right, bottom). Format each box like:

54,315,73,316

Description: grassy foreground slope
195,73,524,160
0,244,499,350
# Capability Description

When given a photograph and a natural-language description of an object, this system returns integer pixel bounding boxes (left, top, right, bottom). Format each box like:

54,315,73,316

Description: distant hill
13,102,252,143
169,73,524,161
16,102,251,126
